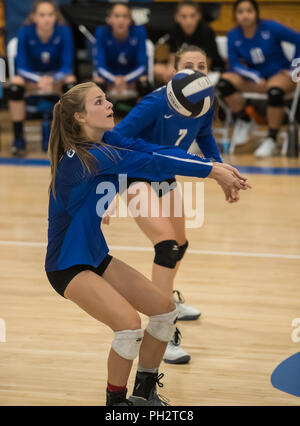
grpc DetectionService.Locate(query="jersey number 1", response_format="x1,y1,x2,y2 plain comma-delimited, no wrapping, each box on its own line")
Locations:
175,129,188,147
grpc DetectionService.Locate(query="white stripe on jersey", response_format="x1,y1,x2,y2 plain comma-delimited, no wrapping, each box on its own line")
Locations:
124,65,146,82
234,66,261,83
18,69,40,82
97,67,116,83
153,151,213,167
54,72,68,81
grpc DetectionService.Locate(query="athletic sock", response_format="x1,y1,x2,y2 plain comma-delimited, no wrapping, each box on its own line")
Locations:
13,121,24,140
268,128,279,142
138,365,159,374
107,381,127,392
236,109,251,122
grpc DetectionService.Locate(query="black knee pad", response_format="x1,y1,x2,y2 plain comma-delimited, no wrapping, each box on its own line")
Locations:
267,87,285,107
216,78,237,98
177,240,189,262
136,78,153,97
8,84,25,101
62,82,77,93
154,240,179,269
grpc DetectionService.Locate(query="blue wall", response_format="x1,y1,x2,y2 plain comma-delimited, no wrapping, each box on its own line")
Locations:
4,0,72,43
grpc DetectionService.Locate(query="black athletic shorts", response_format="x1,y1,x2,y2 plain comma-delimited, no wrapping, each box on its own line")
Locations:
46,254,113,298
126,177,177,198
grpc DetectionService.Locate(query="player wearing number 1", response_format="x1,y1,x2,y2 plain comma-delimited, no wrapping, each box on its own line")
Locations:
113,45,237,366
217,0,300,157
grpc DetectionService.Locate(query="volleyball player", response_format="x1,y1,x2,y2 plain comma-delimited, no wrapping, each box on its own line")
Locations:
154,1,224,85
111,45,240,365
8,0,76,157
93,2,151,99
217,0,300,157
45,81,250,406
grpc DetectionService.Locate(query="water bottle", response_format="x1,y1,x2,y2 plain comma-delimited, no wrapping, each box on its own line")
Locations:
221,139,231,155
42,114,51,152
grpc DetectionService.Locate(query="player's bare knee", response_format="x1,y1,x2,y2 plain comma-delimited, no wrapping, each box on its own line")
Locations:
64,74,76,83
11,75,25,86
94,75,105,83
152,294,176,317
165,299,176,315
122,313,142,331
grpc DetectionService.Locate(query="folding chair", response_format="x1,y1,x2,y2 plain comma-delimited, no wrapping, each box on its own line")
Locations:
208,36,232,152
214,36,300,156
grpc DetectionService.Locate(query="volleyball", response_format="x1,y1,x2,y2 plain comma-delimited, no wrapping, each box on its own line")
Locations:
166,69,214,118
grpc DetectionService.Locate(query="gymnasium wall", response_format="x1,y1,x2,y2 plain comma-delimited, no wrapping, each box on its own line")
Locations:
206,0,300,35
1,0,300,55
3,0,72,44
155,0,300,34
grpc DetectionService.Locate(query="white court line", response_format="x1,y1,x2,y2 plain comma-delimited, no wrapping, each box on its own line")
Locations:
0,240,299,260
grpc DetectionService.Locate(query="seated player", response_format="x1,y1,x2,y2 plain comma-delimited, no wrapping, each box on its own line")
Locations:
93,2,152,104
217,0,300,157
8,0,76,156
154,1,224,85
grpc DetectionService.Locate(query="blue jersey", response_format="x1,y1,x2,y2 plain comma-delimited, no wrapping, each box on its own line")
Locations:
16,24,74,82
45,131,213,272
93,25,148,83
228,19,300,82
114,85,222,176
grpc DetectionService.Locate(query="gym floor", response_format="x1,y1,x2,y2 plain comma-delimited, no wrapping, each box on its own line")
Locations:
0,109,300,405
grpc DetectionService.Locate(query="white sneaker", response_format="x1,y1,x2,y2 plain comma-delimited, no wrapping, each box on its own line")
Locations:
173,290,201,321
163,328,191,364
231,119,256,146
254,137,278,158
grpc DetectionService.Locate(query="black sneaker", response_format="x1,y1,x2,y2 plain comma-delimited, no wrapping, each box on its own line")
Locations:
106,388,133,406
129,372,170,406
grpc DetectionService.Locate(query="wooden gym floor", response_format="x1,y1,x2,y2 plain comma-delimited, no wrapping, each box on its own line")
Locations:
0,111,300,406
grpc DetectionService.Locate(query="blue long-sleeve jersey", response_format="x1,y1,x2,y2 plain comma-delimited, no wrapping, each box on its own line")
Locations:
228,19,300,82
45,131,213,272
114,85,222,173
93,25,148,83
16,24,74,82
